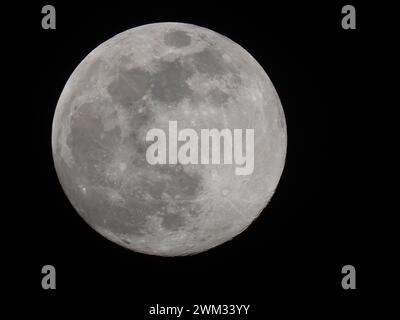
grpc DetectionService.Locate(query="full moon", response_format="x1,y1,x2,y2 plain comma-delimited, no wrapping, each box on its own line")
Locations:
52,22,287,256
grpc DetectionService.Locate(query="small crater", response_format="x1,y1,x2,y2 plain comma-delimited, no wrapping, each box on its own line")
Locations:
164,30,191,48
79,185,87,195
222,188,230,196
119,162,127,171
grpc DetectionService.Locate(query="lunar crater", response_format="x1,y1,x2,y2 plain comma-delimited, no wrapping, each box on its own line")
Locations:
164,30,192,48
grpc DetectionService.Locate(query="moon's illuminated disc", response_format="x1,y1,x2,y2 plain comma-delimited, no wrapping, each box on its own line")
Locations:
52,22,287,256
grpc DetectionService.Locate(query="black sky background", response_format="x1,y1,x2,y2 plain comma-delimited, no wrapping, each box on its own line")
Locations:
4,0,396,310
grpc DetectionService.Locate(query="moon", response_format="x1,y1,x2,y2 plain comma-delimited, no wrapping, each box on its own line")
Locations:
52,22,287,256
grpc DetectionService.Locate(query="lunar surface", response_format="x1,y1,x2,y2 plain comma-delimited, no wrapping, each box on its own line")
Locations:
52,22,287,256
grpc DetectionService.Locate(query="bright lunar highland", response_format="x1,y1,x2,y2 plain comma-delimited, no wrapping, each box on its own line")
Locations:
52,22,287,256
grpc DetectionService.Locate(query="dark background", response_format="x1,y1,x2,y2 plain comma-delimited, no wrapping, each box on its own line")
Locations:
4,0,396,310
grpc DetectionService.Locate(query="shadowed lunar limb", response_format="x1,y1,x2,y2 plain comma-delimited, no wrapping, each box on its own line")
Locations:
52,22,287,256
